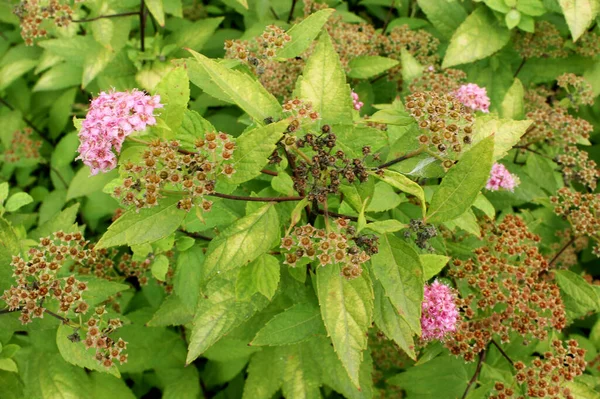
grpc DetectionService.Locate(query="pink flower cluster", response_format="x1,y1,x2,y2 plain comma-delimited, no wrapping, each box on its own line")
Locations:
454,83,490,113
77,89,163,175
421,281,459,342
351,91,364,111
486,163,519,192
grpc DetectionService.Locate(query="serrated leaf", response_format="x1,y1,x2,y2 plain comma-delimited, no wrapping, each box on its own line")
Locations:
282,343,322,399
154,66,190,136
416,0,468,38
30,203,80,240
203,203,279,279
500,78,524,120
347,55,399,79
558,0,599,41
5,192,33,212
372,169,426,217
96,196,186,248
555,270,600,319
420,254,450,280
317,263,373,388
145,0,165,26
173,244,204,309
295,32,353,125
236,253,280,300
278,8,335,59
442,7,510,68
472,117,531,162
187,49,282,124
371,234,423,335
165,17,223,52
427,136,494,223
227,120,287,184
151,254,169,281
251,303,325,346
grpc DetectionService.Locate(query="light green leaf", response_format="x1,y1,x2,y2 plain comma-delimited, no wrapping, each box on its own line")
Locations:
0,59,37,90
67,167,118,201
281,343,322,399
155,66,190,136
295,31,353,125
203,203,279,279
228,120,287,184
5,192,33,212
558,0,599,41
373,281,416,359
187,49,282,124
145,0,165,26
165,17,223,53
427,136,494,223
0,219,21,293
30,203,80,240
473,193,495,219
0,183,8,204
90,372,135,399
400,49,423,83
444,208,481,237
0,358,17,373
472,117,531,162
236,253,280,300
56,324,120,377
371,234,423,334
501,78,524,120
278,8,335,59
147,295,195,326
251,303,326,346
364,220,407,234
317,263,373,388
505,9,521,29
555,270,600,319
79,276,130,306
96,197,186,248
442,7,510,68
416,0,468,38
420,254,450,280
151,254,169,281
243,347,285,399
347,56,400,79
173,244,204,309
372,169,426,217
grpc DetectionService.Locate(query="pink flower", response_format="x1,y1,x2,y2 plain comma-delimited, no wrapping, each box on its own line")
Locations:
76,89,163,175
421,281,459,342
486,163,519,192
454,83,490,113
351,91,364,111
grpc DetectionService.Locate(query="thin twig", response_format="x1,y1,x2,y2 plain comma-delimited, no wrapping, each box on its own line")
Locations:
139,0,146,52
261,169,278,176
514,58,527,78
381,0,396,35
376,147,424,169
512,145,555,161
491,339,514,366
71,11,139,23
0,97,44,136
316,208,359,222
180,230,212,241
462,349,487,399
287,0,298,23
209,192,304,202
548,236,577,267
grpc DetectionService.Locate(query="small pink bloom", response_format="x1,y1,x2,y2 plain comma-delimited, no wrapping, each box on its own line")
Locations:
454,83,490,113
486,163,519,192
351,90,364,111
421,281,459,342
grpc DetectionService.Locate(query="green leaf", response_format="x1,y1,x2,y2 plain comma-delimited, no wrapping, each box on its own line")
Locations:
173,244,204,309
473,193,495,219
177,109,217,149
555,270,600,319
517,0,546,15
500,78,524,120
236,253,280,300
372,169,426,217
278,8,335,59
90,372,135,399
151,254,170,281
373,281,416,360
56,324,120,377
0,218,21,292
295,32,353,125
20,352,90,398
147,295,195,326
400,49,423,83
505,9,521,29
251,303,326,346
67,167,118,201
558,0,599,41
442,7,510,68
79,276,130,306
364,220,407,234
420,254,450,280
30,203,80,241
334,124,388,159
347,56,400,79
5,192,33,212
427,136,494,223
281,343,322,399
371,234,424,334
96,196,186,248
145,0,165,26
227,120,287,184
243,347,285,399
317,263,373,388
444,209,481,237
472,117,531,162
416,0,468,38
203,203,279,279
0,358,17,373
186,278,259,363
155,66,190,136
0,183,8,204
0,59,37,90
187,49,282,124
165,17,223,53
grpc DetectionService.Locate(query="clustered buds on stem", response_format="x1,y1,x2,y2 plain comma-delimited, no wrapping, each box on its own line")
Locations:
280,218,377,279
114,135,235,212
556,146,599,191
556,73,595,108
515,21,600,59
13,0,80,45
83,306,127,369
405,219,437,250
409,66,467,93
445,216,567,362
4,128,42,163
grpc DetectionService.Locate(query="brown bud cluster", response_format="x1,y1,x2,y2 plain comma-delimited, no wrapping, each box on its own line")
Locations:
408,67,467,94
13,0,79,45
549,230,589,269
405,219,437,250
114,136,235,212
289,125,370,202
551,188,600,257
515,21,600,59
406,91,475,170
280,219,374,279
446,216,567,362
491,340,586,399
556,73,595,108
4,128,42,164
282,98,320,130
225,24,291,74
83,306,128,369
1,231,91,324
556,145,599,191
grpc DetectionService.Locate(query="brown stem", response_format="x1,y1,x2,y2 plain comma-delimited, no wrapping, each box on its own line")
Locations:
0,308,16,315
180,230,212,241
287,0,298,23
139,0,146,52
514,58,527,78
209,192,304,202
461,348,487,399
548,236,577,267
381,0,396,34
491,339,514,366
376,147,425,169
45,309,71,324
0,96,44,136
71,11,139,23
261,168,278,176
512,145,554,161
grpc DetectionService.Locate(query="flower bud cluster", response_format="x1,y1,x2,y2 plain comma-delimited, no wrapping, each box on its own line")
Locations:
491,340,586,399
515,21,600,59
524,102,593,146
77,89,163,175
406,91,475,170
556,146,599,191
551,188,600,256
224,25,291,72
114,136,235,212
4,128,42,163
556,73,595,108
282,98,320,131
83,306,128,369
446,216,567,362
549,230,588,269
280,219,374,279
409,67,467,93
2,231,91,324
351,91,364,111
13,0,79,45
